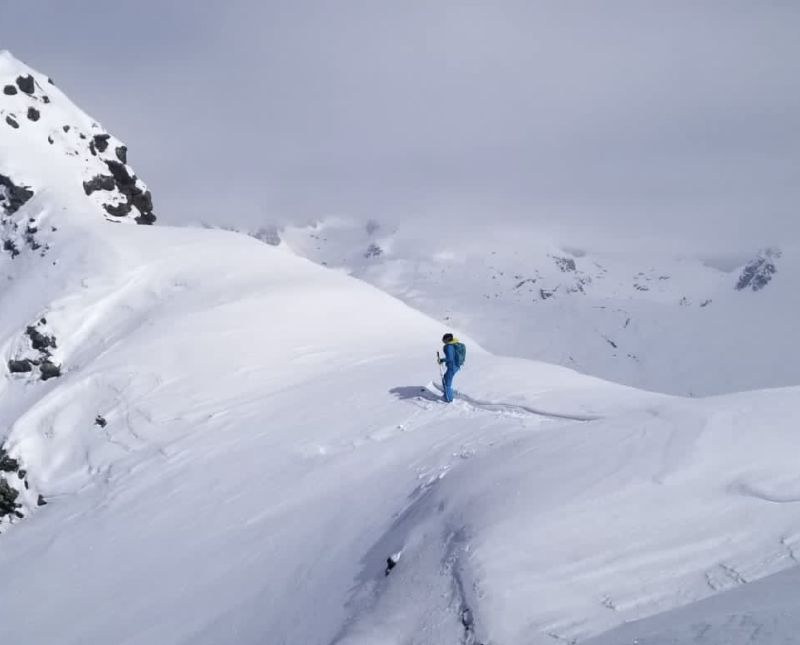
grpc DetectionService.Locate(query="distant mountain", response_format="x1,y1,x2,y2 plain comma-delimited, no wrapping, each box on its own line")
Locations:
275,218,797,396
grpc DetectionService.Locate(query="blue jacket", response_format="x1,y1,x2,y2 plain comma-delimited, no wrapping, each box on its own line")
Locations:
443,342,458,371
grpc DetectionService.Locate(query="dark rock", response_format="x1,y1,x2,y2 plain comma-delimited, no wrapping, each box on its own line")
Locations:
105,160,136,188
385,556,398,576
135,212,157,226
5,115,19,129
0,453,19,472
17,469,27,479
115,146,128,163
89,140,97,156
26,107,40,122
95,415,108,428
554,256,577,272
8,359,33,373
82,174,116,195
364,243,383,259
104,160,156,224
736,250,780,291
131,189,153,214
3,239,20,258
39,361,61,381
48,77,55,85
48,135,54,144
0,479,20,516
62,125,71,133
0,174,34,214
79,133,86,140
104,202,132,218
25,326,57,352
93,134,111,153
42,96,50,104
3,84,17,95
37,495,47,507
16,74,35,94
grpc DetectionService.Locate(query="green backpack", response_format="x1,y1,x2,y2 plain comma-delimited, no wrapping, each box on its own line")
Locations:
453,342,466,368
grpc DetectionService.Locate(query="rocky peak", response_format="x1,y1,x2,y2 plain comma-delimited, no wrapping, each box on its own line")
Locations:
0,50,156,247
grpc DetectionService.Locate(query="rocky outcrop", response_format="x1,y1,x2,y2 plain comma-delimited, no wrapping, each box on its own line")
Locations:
0,174,34,215
1,53,157,226
736,248,780,292
7,318,62,382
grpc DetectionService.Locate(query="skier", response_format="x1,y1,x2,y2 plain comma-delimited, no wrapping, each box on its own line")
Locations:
438,333,466,402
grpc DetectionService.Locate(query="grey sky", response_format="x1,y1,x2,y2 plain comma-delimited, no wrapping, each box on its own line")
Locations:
3,1,799,251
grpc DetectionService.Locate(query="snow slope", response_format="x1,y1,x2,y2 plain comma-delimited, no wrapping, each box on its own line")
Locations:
2,52,800,645
277,219,798,397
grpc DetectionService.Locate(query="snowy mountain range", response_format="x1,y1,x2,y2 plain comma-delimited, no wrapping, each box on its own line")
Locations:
272,219,798,397
2,51,800,645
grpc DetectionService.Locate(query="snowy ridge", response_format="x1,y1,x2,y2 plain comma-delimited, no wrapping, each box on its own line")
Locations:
1,53,800,645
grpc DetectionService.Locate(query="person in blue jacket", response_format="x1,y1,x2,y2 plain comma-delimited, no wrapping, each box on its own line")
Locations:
439,333,466,402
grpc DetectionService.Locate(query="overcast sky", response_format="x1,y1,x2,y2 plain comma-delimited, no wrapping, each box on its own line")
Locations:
3,1,799,251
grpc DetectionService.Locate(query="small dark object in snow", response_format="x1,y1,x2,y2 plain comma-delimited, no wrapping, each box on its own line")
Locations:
18,469,27,479
39,361,61,381
364,243,383,259
62,125,71,133
16,75,35,94
48,135,54,145
5,116,19,129
7,359,32,373
37,495,47,507
115,145,128,163
95,415,108,428
27,107,40,122
42,95,50,104
385,555,399,576
3,84,17,95
3,239,20,257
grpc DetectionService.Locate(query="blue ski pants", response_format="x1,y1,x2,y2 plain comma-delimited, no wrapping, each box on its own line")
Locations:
442,366,460,402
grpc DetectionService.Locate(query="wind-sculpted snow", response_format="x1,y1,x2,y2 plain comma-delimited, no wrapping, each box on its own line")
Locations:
0,215,799,643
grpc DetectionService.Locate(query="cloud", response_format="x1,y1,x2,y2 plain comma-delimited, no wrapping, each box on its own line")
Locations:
4,0,799,251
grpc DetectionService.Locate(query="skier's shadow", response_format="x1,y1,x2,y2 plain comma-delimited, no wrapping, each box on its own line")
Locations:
389,386,441,402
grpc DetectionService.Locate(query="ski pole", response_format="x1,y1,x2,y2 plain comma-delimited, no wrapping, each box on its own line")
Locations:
436,351,444,380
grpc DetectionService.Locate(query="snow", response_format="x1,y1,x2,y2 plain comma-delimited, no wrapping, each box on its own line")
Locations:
2,51,800,645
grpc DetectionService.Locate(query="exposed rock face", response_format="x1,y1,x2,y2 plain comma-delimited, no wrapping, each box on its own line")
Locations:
736,248,780,292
